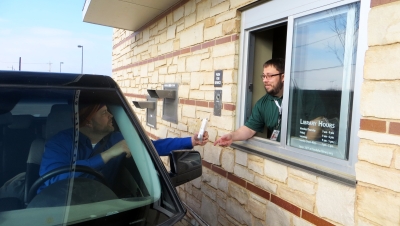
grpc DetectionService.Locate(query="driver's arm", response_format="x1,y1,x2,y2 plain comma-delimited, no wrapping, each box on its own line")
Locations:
39,130,105,193
100,140,131,163
152,137,193,156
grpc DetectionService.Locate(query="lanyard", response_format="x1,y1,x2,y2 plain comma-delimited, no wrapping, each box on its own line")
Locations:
273,100,281,115
274,99,282,129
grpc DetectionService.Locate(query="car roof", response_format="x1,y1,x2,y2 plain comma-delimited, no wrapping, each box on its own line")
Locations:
0,70,118,89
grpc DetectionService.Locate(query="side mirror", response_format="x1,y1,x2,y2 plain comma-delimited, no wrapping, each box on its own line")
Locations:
169,150,202,187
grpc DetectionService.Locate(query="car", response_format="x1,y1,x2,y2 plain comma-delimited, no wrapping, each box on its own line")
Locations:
0,70,202,225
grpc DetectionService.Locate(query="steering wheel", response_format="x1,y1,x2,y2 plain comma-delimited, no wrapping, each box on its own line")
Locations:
27,165,107,204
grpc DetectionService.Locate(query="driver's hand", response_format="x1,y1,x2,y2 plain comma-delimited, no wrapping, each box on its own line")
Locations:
101,140,131,163
192,131,209,146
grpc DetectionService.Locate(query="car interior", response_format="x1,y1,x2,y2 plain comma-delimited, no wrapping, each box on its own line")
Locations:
0,111,42,211
0,89,159,218
0,101,98,210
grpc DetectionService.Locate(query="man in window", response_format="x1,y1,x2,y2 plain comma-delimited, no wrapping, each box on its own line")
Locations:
214,58,328,147
214,58,285,146
38,104,209,193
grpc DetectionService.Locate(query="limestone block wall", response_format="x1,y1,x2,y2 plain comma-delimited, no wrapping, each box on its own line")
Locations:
102,0,400,225
356,1,400,225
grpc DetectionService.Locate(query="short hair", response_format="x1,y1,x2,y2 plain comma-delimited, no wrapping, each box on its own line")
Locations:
79,104,105,127
263,58,285,74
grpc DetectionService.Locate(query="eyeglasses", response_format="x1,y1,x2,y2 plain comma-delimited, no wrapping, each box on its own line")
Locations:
260,73,283,79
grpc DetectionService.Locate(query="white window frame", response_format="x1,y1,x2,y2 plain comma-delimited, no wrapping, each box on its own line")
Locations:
236,0,369,184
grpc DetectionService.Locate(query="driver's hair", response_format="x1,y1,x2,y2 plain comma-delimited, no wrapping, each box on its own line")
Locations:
79,104,105,127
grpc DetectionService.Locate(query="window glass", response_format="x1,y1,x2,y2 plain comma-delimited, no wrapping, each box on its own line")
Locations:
0,88,177,225
287,2,360,159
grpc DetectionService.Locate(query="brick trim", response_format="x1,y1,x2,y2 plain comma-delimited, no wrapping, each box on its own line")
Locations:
211,165,227,177
146,132,159,140
112,34,238,72
370,0,399,7
227,172,247,187
125,93,236,112
302,210,335,226
224,103,236,111
360,119,400,136
202,160,212,169
271,194,301,217
113,32,137,49
195,100,208,108
247,183,270,200
360,119,386,133
124,93,147,99
389,122,400,135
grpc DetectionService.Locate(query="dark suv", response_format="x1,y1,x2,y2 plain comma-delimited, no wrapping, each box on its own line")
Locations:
0,71,202,225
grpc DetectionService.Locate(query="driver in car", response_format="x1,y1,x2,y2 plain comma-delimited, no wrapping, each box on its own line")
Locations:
38,103,209,193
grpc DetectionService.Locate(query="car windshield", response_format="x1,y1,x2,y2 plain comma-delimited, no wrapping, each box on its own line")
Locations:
0,88,180,225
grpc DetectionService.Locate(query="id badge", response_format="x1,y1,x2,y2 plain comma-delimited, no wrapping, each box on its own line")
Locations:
270,130,280,141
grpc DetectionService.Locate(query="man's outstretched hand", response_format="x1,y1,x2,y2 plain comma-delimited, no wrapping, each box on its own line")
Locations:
214,126,256,147
192,131,209,146
214,133,233,147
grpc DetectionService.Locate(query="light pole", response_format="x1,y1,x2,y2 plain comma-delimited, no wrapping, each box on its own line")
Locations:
60,62,63,73
77,45,83,74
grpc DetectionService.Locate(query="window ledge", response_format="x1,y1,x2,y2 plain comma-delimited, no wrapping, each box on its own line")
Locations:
231,142,357,187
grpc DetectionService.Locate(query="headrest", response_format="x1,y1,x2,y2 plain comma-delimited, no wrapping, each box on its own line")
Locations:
8,115,33,129
45,104,73,140
27,139,45,164
0,112,13,125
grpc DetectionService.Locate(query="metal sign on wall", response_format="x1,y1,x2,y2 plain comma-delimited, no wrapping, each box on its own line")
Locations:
146,96,158,129
214,70,223,87
214,90,222,116
162,83,178,124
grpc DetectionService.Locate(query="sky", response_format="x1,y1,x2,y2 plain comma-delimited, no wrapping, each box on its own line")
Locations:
0,0,113,75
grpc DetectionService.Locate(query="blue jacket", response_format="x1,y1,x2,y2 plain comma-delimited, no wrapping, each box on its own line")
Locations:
38,129,193,193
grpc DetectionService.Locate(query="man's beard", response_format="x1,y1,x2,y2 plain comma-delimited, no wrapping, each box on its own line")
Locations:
265,82,283,96
93,121,114,135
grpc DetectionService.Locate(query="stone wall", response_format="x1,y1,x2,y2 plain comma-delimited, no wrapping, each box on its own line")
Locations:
357,0,400,225
108,0,400,225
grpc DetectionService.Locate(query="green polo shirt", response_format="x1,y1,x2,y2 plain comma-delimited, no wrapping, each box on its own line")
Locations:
245,94,282,141
245,90,329,142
